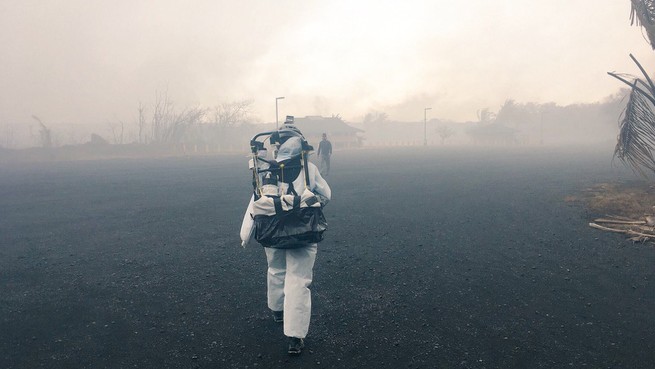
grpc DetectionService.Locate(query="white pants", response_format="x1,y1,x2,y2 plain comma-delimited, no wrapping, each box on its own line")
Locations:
264,244,317,338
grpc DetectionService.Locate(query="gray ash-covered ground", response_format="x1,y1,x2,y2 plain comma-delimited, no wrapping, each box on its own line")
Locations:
1,146,653,369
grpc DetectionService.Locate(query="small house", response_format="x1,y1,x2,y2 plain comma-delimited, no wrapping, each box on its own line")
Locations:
293,116,364,150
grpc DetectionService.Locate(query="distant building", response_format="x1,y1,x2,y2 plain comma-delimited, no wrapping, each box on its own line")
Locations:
293,116,364,149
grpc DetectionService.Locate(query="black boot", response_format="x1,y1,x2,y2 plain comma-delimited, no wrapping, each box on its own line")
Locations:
287,337,304,355
272,310,283,323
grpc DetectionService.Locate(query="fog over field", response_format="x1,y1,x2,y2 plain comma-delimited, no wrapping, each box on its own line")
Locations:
2,2,655,367
1,147,654,368
2,1,655,150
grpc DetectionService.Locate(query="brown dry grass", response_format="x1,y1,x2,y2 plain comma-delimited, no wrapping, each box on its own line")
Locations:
578,182,655,219
571,181,655,244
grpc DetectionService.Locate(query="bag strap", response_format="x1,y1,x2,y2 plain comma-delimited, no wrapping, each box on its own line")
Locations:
273,197,283,214
287,181,298,196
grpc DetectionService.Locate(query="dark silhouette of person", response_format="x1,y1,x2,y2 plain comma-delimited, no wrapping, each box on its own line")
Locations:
317,133,332,176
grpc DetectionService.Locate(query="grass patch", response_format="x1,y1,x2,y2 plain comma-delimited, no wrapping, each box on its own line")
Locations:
571,181,655,244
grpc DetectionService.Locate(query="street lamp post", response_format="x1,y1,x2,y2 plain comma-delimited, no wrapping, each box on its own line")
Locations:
275,97,285,129
424,107,432,146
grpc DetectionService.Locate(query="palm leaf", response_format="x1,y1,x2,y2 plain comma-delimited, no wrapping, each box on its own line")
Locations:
631,0,655,49
614,85,655,176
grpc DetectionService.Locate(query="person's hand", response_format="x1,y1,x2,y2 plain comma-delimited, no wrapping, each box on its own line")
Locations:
316,194,330,207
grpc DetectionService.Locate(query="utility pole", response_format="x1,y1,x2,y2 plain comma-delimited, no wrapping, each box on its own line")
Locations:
540,109,544,145
275,97,285,129
424,107,432,146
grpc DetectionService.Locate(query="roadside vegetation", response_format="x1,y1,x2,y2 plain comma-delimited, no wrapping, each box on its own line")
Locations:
585,1,655,245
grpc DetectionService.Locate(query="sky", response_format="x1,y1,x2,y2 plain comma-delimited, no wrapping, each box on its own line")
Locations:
2,0,655,132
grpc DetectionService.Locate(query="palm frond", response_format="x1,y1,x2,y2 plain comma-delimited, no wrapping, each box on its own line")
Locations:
631,0,655,49
614,85,655,176
629,54,655,95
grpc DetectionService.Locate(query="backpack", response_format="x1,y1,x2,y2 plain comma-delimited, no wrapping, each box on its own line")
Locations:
248,128,328,248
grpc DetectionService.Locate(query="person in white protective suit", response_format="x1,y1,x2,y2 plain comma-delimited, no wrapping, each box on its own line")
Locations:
240,128,331,355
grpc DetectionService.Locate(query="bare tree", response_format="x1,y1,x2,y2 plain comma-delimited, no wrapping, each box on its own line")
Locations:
109,121,125,144
134,93,254,151
209,99,254,127
2,124,15,148
150,90,174,143
436,125,455,144
149,90,206,144
138,101,147,143
31,115,52,148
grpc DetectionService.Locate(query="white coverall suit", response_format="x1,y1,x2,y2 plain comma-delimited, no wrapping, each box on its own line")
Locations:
240,144,331,339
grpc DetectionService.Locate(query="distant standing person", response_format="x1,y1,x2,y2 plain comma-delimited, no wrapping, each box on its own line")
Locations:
317,133,332,176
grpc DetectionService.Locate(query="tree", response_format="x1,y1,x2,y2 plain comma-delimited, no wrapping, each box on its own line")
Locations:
2,124,15,148
436,125,454,144
495,100,541,129
109,121,125,145
630,0,655,49
31,115,52,148
149,90,206,144
362,111,388,124
137,101,147,143
608,55,655,176
209,100,253,127
476,108,496,123
602,2,655,176
203,100,255,151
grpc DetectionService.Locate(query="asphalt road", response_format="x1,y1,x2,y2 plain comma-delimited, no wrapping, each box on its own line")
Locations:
1,146,653,369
